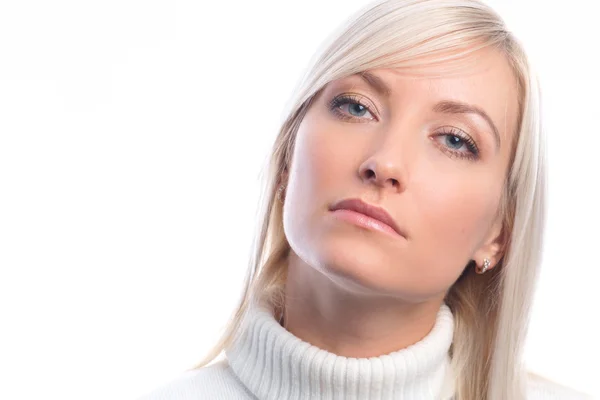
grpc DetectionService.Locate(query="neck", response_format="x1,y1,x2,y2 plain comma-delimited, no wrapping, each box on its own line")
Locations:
225,281,456,400
283,251,446,358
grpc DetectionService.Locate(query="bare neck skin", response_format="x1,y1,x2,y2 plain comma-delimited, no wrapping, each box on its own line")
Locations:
282,252,447,358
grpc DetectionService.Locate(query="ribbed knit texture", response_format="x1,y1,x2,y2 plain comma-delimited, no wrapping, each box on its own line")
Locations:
225,301,455,400
137,301,592,400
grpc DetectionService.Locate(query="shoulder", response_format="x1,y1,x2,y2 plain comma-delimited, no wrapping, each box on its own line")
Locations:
136,359,253,400
526,372,593,400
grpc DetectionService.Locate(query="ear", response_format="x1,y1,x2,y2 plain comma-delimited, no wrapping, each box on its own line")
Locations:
472,214,507,273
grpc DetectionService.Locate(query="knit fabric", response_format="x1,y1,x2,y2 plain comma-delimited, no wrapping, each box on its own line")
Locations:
138,302,591,399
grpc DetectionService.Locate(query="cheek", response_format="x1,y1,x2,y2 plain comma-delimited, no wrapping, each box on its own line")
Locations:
283,114,346,246
296,127,339,193
286,108,355,213
413,163,502,259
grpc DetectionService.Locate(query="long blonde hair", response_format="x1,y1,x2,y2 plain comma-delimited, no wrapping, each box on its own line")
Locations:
192,1,546,399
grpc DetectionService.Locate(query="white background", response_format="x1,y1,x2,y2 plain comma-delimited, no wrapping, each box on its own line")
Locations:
1,0,598,399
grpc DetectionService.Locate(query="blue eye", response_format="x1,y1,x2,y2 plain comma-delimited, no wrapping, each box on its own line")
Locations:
446,135,464,149
434,127,480,161
329,94,377,122
347,103,369,117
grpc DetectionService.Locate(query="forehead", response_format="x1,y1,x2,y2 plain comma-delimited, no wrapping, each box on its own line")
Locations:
338,48,521,150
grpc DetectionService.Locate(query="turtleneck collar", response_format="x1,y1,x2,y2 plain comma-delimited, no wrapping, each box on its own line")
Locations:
225,301,456,400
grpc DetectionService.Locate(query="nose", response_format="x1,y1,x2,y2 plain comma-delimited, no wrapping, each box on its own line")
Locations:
358,140,406,193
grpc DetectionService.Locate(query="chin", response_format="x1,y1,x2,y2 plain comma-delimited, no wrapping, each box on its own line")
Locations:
309,225,446,300
311,229,401,292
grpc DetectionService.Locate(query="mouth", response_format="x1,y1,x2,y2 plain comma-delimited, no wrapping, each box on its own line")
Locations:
329,198,406,238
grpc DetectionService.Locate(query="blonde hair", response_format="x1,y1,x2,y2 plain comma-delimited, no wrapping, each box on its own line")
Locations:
192,1,546,399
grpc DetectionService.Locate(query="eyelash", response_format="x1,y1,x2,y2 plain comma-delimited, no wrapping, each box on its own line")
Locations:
328,94,378,123
434,126,480,161
328,94,480,161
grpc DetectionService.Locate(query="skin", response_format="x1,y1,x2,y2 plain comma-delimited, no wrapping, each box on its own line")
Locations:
279,47,520,358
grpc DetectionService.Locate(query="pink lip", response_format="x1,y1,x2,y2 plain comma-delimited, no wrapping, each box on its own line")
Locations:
329,198,405,238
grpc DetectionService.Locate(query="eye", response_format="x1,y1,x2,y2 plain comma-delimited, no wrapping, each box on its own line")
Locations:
328,94,377,122
433,127,480,161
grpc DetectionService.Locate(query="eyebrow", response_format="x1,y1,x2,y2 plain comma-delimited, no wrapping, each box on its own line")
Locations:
359,71,392,97
433,101,501,150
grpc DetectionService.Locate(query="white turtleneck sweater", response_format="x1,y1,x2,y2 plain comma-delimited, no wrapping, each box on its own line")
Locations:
138,302,591,400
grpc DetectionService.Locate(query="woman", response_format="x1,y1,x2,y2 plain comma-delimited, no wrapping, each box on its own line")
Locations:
140,0,591,399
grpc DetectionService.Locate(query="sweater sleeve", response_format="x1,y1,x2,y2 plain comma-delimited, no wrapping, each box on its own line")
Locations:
526,372,594,400
136,360,255,400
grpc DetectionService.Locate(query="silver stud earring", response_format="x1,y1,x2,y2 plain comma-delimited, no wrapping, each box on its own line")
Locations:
480,258,491,274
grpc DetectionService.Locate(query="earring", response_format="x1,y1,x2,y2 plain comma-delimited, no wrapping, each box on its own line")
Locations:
479,258,491,274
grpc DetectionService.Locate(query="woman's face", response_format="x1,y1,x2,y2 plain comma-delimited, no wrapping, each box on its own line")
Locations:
283,48,519,302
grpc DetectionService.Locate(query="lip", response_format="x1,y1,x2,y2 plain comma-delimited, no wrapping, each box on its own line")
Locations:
329,198,405,238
